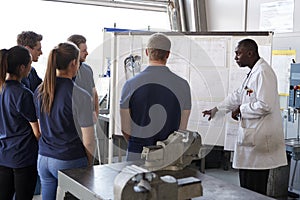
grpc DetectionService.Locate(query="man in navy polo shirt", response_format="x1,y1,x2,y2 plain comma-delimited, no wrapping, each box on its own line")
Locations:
120,33,191,161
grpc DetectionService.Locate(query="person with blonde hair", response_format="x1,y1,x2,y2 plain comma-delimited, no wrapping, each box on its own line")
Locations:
34,42,95,200
0,46,40,200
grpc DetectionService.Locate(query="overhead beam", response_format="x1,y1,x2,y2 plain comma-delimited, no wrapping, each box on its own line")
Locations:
42,0,168,12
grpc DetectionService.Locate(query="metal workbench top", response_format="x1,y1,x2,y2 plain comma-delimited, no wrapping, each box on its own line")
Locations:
286,139,300,153
57,162,274,200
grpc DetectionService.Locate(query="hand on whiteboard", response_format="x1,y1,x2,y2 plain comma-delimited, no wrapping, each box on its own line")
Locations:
202,107,218,121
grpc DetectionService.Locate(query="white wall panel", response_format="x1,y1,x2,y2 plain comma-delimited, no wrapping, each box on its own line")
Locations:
247,0,297,31
205,0,246,31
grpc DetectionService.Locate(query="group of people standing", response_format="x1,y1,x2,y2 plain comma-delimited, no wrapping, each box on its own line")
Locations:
120,33,287,197
0,31,97,200
0,31,288,199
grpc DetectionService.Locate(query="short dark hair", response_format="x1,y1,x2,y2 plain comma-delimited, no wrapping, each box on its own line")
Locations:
17,31,43,48
238,38,258,53
67,34,86,47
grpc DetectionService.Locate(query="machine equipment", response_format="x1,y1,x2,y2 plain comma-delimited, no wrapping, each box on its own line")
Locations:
113,130,203,200
124,54,141,80
289,63,300,108
284,63,300,139
57,129,276,200
282,62,300,197
141,130,202,171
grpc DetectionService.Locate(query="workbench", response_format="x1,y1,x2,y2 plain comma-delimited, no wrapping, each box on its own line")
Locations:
57,162,275,200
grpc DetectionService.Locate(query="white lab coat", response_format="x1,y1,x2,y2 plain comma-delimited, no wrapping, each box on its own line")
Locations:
218,58,287,169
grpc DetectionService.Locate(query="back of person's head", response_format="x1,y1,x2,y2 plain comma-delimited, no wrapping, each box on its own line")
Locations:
0,46,31,89
17,31,43,49
147,33,171,61
67,34,86,47
238,38,259,55
39,42,79,113
50,42,79,70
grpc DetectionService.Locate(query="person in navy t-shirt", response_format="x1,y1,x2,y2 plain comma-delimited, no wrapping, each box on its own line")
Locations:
0,46,41,200
120,33,191,161
17,31,43,195
34,42,95,200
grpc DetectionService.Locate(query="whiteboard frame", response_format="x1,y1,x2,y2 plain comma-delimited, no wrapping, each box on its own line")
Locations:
104,31,273,163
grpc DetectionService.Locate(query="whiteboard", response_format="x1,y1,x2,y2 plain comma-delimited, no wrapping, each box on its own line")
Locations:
106,31,273,148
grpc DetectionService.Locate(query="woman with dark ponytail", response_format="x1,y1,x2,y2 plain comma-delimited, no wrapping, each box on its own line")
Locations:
0,46,40,200
34,42,95,200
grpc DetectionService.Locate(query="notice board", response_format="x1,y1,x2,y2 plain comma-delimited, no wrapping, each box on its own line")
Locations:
104,31,273,150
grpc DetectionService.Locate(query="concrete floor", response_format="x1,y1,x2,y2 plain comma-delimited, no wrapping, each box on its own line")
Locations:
33,195,41,200
204,167,300,200
205,167,240,186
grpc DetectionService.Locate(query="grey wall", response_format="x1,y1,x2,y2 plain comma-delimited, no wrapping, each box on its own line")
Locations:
205,0,246,31
247,0,300,60
247,0,300,32
205,0,300,59
273,32,300,61
294,0,300,31
205,0,300,32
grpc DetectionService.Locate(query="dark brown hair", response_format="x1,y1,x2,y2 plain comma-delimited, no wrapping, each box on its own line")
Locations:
0,46,31,90
38,42,79,113
67,34,86,47
17,31,43,48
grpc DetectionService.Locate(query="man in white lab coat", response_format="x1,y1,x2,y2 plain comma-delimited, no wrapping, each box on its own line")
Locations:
202,38,287,195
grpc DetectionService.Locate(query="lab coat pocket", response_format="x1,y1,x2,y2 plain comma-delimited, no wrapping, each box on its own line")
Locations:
244,90,256,103
237,127,255,146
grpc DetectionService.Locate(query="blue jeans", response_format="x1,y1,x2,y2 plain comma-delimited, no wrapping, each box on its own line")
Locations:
37,155,88,200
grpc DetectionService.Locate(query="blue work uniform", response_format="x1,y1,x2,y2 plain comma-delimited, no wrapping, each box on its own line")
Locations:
120,66,191,160
0,80,38,168
34,77,94,160
21,66,42,195
21,67,42,92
